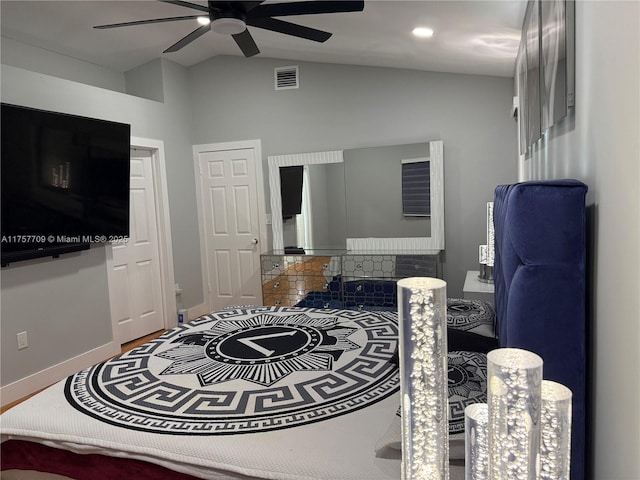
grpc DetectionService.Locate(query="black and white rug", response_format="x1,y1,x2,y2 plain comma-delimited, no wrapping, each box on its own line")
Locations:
65,307,399,435
446,298,496,338
447,350,487,434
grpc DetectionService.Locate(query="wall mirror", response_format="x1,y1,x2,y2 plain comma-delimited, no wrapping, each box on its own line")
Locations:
268,150,346,252
268,140,444,252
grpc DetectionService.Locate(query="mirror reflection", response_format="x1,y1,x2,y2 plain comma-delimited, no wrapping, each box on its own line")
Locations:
344,143,431,240
281,162,347,250
269,140,443,252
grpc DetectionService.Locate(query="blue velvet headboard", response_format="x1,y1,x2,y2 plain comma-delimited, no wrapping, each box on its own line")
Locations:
493,179,587,480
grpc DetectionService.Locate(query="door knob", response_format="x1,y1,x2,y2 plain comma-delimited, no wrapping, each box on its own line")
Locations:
251,238,259,245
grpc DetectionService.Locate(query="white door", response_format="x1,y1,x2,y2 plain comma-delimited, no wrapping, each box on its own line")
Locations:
109,148,165,344
197,147,262,309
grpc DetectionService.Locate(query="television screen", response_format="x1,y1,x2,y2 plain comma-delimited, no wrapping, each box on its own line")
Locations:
1,103,131,265
279,165,303,219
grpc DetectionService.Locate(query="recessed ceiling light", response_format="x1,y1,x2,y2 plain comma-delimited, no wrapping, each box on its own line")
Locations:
412,27,434,38
197,16,211,26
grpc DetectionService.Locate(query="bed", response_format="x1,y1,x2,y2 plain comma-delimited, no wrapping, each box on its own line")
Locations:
1,304,493,480
1,179,587,480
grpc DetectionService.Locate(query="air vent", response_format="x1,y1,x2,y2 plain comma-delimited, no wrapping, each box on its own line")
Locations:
275,65,299,90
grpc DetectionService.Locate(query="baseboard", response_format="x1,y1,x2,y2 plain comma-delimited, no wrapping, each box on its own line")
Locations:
0,341,118,407
187,302,209,321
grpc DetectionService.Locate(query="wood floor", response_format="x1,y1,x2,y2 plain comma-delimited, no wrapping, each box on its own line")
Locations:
0,329,167,414
120,329,167,353
262,256,331,306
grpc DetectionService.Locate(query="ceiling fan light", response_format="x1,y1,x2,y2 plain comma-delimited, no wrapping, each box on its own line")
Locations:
413,27,434,38
197,16,211,26
211,17,246,35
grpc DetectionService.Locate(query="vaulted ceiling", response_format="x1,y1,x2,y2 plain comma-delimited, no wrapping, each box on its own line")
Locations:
0,1,526,77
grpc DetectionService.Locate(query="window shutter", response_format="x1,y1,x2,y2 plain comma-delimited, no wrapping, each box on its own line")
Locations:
401,160,431,216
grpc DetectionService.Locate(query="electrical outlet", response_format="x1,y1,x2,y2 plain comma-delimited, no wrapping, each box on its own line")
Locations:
17,331,28,350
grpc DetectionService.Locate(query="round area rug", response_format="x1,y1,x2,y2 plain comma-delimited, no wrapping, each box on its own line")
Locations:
65,307,399,435
446,298,496,337
447,350,488,434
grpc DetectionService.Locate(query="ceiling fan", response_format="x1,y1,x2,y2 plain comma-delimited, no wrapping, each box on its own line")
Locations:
94,1,365,58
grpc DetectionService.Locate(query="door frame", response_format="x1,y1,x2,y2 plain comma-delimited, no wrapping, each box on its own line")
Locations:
193,139,267,313
106,136,177,347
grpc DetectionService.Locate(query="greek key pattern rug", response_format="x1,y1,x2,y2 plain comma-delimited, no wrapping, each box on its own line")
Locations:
65,307,399,435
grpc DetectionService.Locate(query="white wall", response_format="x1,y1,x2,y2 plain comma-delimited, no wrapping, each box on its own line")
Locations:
187,56,518,296
1,247,112,386
125,59,164,102
520,2,640,478
1,36,126,92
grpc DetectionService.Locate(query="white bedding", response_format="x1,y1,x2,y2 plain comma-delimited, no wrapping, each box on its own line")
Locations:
1,306,480,480
1,307,402,480
2,380,401,479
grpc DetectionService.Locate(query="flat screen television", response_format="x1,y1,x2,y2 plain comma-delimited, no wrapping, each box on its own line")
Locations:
279,165,303,220
1,103,131,266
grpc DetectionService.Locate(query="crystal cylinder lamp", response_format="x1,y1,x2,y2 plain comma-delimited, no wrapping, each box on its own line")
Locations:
465,403,489,480
540,380,572,480
397,277,449,480
487,348,543,480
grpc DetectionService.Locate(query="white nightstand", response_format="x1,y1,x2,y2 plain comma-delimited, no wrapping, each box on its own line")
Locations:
463,270,495,304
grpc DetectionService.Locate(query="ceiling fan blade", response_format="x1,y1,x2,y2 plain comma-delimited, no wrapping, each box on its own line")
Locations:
248,17,331,42
158,0,209,13
94,15,201,29
250,1,364,18
208,1,265,13
163,24,211,53
239,1,266,13
232,29,260,57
